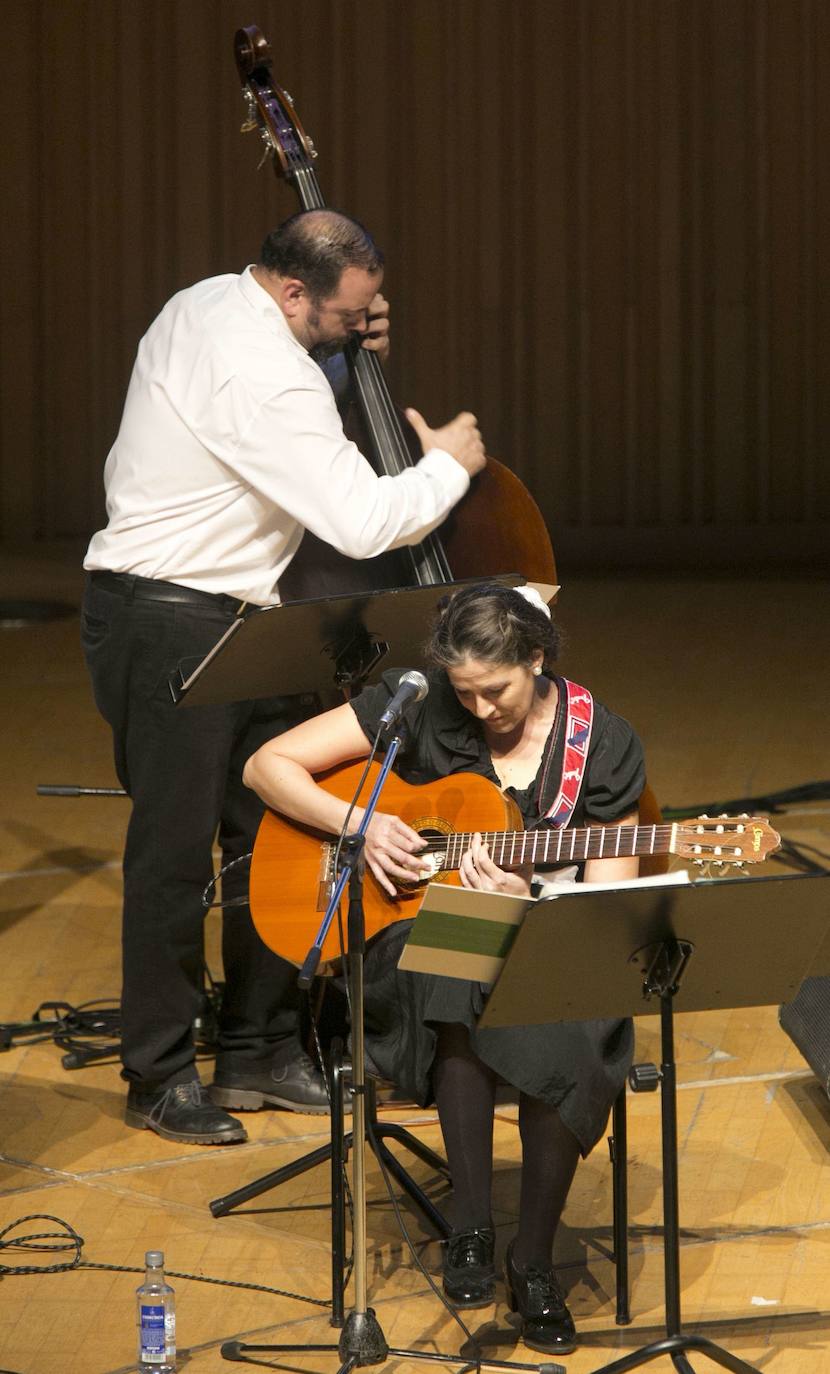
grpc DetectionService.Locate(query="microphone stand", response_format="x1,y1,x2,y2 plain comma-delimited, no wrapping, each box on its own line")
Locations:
222,724,554,1372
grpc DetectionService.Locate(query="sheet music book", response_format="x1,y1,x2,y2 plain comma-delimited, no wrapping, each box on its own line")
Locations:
397,871,691,983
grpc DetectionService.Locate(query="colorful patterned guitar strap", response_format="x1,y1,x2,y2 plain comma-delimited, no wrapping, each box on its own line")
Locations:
537,678,595,828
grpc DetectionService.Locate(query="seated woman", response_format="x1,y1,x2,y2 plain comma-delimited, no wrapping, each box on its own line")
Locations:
243,582,644,1355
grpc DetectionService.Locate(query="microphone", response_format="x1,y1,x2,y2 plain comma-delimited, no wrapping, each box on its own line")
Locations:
378,670,429,731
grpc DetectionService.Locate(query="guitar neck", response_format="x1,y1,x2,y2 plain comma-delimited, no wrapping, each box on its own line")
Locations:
434,822,675,870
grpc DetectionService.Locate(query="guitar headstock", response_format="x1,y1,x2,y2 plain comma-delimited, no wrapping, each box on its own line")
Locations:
234,26,318,184
672,815,781,867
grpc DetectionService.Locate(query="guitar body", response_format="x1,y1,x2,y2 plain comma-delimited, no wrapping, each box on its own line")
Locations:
249,763,522,967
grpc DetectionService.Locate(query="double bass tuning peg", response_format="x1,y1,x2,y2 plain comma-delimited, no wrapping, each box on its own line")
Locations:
240,90,259,133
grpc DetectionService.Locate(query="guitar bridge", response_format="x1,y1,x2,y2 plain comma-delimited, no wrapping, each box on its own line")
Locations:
317,842,336,910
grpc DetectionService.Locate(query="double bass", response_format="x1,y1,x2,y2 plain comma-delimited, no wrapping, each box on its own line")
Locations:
233,25,557,604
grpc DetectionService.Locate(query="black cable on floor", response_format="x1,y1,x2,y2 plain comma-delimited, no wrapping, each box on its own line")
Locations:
0,1213,330,1308
0,999,121,1062
769,838,830,875
1,981,224,1066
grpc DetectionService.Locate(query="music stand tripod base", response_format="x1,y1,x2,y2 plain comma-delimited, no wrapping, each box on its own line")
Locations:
221,1334,566,1374
475,872,830,1374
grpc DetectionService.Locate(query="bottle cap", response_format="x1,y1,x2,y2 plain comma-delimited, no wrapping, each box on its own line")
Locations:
145,1250,164,1266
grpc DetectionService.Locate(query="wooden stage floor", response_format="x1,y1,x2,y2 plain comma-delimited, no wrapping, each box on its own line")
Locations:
1,551,828,1373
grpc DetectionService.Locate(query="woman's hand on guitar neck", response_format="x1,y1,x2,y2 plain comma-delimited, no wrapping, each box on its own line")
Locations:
459,834,533,898
364,810,428,896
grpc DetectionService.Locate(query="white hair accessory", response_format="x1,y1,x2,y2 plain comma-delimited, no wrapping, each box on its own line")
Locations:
514,584,552,620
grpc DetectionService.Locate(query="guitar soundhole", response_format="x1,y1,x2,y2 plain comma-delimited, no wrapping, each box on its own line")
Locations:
397,819,454,891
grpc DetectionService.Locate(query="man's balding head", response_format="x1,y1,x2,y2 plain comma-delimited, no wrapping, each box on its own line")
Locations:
259,210,384,305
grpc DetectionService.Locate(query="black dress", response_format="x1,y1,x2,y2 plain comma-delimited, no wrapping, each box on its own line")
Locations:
349,668,646,1157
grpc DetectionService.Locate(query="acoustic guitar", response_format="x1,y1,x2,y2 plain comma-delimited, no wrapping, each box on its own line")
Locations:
248,762,781,967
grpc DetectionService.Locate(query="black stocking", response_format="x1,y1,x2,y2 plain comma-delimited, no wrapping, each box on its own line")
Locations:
513,1092,581,1270
432,1022,497,1231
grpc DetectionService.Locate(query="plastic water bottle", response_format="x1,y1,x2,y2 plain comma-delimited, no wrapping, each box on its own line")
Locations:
136,1250,176,1371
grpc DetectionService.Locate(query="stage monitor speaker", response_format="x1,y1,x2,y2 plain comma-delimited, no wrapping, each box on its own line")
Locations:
779,977,830,1098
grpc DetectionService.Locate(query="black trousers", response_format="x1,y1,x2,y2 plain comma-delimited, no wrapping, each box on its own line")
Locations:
81,572,317,1089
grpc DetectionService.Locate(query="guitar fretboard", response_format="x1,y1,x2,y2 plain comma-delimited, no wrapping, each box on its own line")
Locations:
430,823,676,870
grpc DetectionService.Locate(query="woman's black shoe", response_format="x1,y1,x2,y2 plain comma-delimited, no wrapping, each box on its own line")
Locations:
442,1227,496,1307
503,1239,577,1354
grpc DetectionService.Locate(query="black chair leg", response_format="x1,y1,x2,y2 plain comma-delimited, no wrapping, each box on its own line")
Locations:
609,1085,631,1324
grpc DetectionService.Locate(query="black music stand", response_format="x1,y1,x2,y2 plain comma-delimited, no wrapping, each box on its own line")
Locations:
473,870,830,1372
170,575,520,704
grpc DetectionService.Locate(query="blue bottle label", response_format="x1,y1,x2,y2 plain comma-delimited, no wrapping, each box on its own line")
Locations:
140,1303,166,1358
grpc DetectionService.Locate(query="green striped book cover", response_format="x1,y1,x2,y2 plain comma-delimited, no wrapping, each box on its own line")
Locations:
397,883,534,983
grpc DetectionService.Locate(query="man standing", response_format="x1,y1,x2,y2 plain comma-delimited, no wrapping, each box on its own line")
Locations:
82,208,484,1145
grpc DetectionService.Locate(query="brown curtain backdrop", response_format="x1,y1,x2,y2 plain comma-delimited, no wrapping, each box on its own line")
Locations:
1,0,827,571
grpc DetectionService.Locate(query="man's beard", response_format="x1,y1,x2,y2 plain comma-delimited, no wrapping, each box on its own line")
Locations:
306,302,343,364
309,338,344,364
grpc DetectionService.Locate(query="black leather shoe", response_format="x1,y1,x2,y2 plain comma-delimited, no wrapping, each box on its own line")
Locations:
210,1049,331,1114
442,1227,496,1307
125,1080,247,1145
503,1239,577,1354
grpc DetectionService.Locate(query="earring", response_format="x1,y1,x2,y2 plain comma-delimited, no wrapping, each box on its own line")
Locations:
533,665,542,676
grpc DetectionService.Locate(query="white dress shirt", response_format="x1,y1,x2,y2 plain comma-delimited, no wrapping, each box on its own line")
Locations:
84,267,469,605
